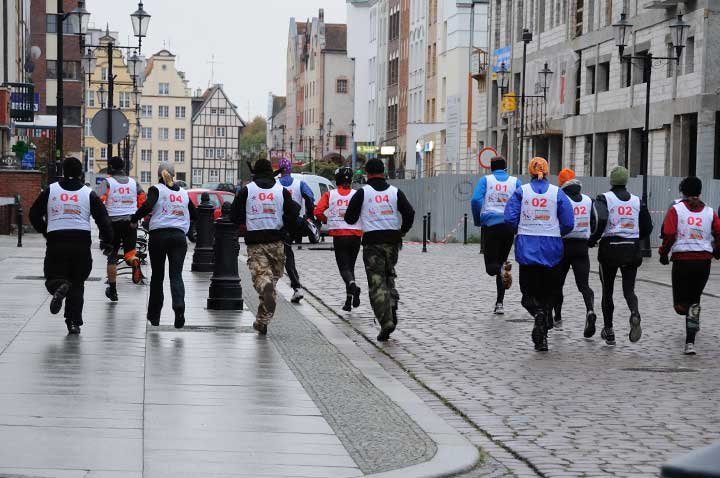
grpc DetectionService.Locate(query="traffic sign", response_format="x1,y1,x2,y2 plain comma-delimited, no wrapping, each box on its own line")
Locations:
91,109,130,144
22,150,35,170
501,93,517,113
478,147,498,169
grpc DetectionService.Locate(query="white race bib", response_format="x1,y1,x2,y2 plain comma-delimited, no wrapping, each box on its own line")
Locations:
46,183,92,233
246,181,285,231
482,174,516,215
105,176,138,217
603,192,640,239
327,189,362,231
517,184,560,237
564,194,592,240
149,184,190,233
360,185,401,232
671,202,714,254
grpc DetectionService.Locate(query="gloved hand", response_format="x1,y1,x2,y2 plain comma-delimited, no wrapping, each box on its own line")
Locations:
100,242,114,257
659,254,670,265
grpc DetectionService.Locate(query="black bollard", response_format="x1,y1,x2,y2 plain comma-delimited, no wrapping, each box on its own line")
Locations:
207,203,243,310
463,213,468,245
15,194,22,248
427,211,432,243
191,192,215,272
422,215,427,253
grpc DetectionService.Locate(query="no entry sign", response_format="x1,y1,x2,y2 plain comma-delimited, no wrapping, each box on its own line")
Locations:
478,147,498,169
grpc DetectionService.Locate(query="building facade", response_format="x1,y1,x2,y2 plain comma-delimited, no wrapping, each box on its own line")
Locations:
190,84,245,187
136,50,192,188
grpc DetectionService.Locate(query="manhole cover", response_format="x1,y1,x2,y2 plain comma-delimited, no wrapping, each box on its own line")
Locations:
621,367,699,373
151,325,254,333
14,275,101,281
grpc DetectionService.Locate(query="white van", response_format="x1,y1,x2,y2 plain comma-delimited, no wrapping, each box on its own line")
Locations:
288,173,336,236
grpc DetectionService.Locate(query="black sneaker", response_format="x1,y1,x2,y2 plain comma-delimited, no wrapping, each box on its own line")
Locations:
629,312,642,343
105,285,118,302
342,294,353,312
173,306,185,329
601,327,616,345
392,305,398,326
66,320,81,335
290,289,304,304
377,321,396,342
147,315,160,327
532,314,547,351
584,311,597,338
351,284,361,308
50,282,70,315
253,320,268,335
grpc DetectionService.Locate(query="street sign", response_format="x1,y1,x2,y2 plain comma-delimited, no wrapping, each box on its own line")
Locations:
91,109,130,144
478,147,498,169
492,46,511,72
22,151,35,170
501,93,517,113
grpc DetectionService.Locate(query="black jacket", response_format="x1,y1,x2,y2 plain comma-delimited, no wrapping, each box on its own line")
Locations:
562,183,597,247
29,179,113,246
344,178,415,245
231,176,301,245
130,183,197,225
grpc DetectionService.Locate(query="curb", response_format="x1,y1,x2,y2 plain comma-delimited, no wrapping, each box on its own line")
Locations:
275,280,481,478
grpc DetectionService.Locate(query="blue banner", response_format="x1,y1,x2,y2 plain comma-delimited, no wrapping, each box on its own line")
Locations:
492,46,511,72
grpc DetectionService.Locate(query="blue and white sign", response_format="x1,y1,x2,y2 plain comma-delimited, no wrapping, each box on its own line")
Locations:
21,151,35,170
492,46,511,72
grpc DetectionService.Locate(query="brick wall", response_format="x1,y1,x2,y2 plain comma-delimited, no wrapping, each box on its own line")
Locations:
0,170,43,225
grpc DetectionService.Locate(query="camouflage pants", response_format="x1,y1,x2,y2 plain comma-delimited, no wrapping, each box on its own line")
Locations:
247,241,285,325
363,243,400,327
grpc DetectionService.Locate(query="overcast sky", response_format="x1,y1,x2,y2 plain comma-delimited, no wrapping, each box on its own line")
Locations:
87,1,347,121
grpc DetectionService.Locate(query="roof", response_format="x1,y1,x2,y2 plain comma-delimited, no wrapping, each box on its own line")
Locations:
324,24,347,52
191,85,246,127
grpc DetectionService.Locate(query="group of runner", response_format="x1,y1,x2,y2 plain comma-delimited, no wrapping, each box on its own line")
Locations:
472,155,720,354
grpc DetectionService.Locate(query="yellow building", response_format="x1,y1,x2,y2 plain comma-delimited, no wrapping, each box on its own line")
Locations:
84,31,139,177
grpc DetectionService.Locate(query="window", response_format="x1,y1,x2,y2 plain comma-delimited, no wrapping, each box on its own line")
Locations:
217,149,225,159
210,108,217,114
205,148,215,158
389,57,399,85
216,127,226,137
175,106,186,118
63,106,81,126
85,147,94,171
335,135,347,150
685,37,694,75
158,105,169,118
205,126,215,136
86,92,95,107
621,57,632,88
141,127,152,139
633,50,650,85
141,149,152,162
336,79,348,94
219,108,226,115
159,82,170,95
597,62,610,92
100,147,107,160
84,118,93,137
101,67,108,81
175,151,186,163
158,150,169,162
141,171,152,183
46,60,81,80
586,65,596,95
119,92,131,109
176,172,186,182
141,105,152,118
209,169,220,182
47,14,77,34
192,169,203,185
159,128,169,140
175,128,186,141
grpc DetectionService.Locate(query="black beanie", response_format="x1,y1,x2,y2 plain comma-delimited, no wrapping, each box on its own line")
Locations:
365,158,385,175
680,176,702,197
109,156,125,172
63,157,83,180
335,167,352,185
490,156,507,171
253,159,273,176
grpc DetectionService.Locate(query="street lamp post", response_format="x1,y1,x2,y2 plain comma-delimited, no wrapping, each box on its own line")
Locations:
518,29,532,171
318,125,324,161
350,119,357,170
326,118,334,154
298,125,304,162
613,12,688,258
289,136,294,156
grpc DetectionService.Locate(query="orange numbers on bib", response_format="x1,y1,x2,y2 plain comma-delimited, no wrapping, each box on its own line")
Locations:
374,194,390,204
60,193,79,202
336,199,349,207
531,197,548,207
573,206,587,216
116,187,132,195
617,206,634,216
169,194,184,203
687,216,703,227
258,192,275,201
495,183,508,192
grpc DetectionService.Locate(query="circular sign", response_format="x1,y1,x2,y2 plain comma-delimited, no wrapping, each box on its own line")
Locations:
478,147,498,169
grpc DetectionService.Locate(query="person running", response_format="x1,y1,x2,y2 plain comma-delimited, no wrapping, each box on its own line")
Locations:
470,156,521,315
344,159,414,341
314,167,363,311
231,159,301,335
658,176,720,355
277,158,315,304
554,168,597,334
101,156,147,301
130,163,196,329
504,157,574,351
588,166,653,346
29,157,114,334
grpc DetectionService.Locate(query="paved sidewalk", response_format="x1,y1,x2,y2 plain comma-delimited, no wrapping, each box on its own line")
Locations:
291,242,720,478
0,235,479,478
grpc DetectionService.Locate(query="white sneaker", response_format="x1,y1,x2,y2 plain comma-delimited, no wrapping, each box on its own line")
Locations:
684,343,696,355
493,303,504,315
291,289,304,304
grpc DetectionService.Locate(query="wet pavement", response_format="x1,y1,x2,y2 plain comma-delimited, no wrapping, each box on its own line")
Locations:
0,235,478,478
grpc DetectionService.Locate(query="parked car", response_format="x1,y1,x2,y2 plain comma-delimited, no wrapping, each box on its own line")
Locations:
200,182,236,193
186,189,238,242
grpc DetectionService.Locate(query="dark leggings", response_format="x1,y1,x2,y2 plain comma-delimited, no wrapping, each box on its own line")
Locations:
482,224,514,304
519,265,561,319
44,241,93,326
148,228,187,320
555,250,595,319
284,243,302,290
598,262,638,329
333,236,362,292
672,260,711,343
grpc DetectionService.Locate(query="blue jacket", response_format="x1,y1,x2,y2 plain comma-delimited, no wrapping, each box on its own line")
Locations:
470,170,522,227
278,175,315,202
504,179,575,267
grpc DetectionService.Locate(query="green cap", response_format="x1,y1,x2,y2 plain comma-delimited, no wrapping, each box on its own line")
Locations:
609,166,629,186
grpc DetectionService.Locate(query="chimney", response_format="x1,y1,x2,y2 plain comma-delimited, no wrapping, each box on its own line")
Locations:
319,8,324,22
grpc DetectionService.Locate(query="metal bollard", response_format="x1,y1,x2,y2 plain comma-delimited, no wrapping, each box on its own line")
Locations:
207,203,243,310
15,194,22,248
191,192,216,272
427,211,432,243
463,213,468,245
422,215,428,253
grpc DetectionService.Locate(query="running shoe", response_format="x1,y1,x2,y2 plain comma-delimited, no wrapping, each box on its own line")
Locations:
131,258,142,284
532,314,548,351
684,343,696,355
253,321,268,335
493,303,504,315
502,262,513,289
50,282,70,315
629,312,642,343
377,321,396,342
67,321,81,335
342,294,353,312
584,311,597,338
291,288,304,304
601,327,616,346
173,305,185,329
352,284,361,308
105,285,118,302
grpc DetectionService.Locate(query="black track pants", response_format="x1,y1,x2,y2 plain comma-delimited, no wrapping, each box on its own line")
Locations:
148,228,187,319
44,241,92,325
598,261,638,329
333,236,362,292
555,242,595,319
482,224,514,304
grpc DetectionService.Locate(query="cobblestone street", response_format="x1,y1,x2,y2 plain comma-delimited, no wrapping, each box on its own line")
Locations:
291,242,720,478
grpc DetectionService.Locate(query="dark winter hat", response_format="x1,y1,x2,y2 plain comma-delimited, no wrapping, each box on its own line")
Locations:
63,157,83,180
680,176,702,197
335,167,353,185
253,158,273,176
609,166,629,186
365,158,385,175
490,156,507,171
109,156,125,172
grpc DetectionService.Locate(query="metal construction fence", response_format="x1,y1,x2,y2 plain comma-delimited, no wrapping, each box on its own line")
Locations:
390,175,720,247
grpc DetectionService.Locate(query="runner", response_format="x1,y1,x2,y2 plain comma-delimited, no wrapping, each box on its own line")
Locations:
314,167,363,311
658,176,720,355
131,163,196,329
231,159,301,335
101,156,147,302
344,158,415,342
554,169,597,335
29,157,114,334
588,166,653,346
277,158,315,304
504,157,574,351
470,156,521,315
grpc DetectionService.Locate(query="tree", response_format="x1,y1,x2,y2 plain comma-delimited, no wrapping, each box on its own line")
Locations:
239,116,267,152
